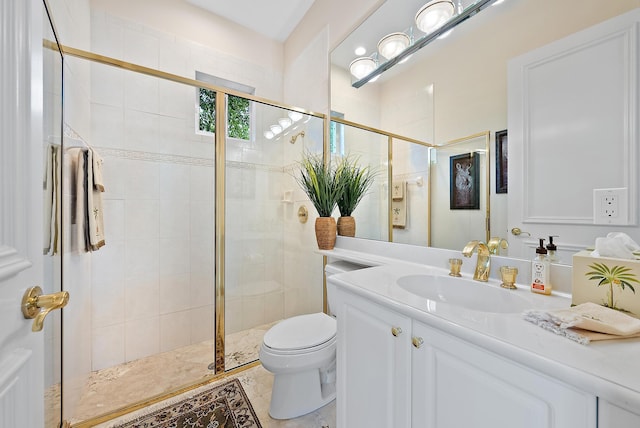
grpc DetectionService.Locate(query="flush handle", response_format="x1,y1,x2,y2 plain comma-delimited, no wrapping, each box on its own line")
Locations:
22,286,69,332
391,326,403,337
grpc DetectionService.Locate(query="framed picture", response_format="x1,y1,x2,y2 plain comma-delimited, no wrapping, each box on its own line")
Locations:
495,129,508,194
450,152,480,210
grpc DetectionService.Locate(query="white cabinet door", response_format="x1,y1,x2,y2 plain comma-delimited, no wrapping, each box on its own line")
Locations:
598,399,640,427
335,289,412,428
412,321,597,428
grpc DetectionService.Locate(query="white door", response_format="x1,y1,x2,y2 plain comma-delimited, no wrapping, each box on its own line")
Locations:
0,1,55,427
506,9,640,262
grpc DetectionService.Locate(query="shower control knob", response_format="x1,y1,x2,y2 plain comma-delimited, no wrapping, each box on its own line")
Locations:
391,326,402,337
412,336,424,349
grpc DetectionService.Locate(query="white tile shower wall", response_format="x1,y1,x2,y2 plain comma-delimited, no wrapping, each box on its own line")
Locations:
88,3,288,368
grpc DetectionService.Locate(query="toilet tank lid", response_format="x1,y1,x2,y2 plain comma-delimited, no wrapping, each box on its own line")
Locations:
263,312,336,351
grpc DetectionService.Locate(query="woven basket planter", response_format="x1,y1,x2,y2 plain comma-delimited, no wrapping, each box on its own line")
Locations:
315,217,337,250
337,216,356,237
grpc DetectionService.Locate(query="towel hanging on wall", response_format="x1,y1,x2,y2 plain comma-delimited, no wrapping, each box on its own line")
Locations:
392,180,405,201
43,144,61,255
392,181,407,228
68,146,106,252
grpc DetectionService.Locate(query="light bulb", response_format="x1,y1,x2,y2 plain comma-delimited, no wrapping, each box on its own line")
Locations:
264,130,274,139
278,117,292,129
270,124,282,135
415,0,455,34
288,111,303,122
349,57,376,79
377,32,410,60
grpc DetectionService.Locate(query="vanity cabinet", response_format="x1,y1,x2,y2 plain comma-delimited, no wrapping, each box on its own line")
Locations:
411,320,596,428
334,287,597,428
335,290,412,428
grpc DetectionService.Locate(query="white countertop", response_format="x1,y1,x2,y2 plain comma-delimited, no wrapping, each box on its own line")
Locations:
328,261,640,412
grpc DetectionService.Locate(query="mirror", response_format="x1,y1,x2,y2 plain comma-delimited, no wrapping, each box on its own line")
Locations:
330,0,640,250
430,132,489,250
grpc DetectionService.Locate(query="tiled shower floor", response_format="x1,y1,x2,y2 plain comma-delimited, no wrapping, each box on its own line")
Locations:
67,322,281,424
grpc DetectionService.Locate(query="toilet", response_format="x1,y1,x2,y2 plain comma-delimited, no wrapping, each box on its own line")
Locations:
259,260,368,419
259,312,337,419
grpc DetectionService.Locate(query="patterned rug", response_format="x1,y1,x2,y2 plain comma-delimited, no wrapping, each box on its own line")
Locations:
111,378,262,428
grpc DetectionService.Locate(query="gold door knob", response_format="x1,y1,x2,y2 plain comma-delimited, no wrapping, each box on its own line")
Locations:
412,337,424,348
511,227,531,237
391,326,403,337
22,286,69,332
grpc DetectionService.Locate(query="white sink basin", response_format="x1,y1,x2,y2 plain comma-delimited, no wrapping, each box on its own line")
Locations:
397,274,532,313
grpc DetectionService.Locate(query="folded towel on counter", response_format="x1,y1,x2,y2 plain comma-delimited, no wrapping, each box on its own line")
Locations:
523,302,640,345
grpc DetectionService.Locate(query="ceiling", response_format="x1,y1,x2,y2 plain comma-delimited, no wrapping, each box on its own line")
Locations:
186,0,316,42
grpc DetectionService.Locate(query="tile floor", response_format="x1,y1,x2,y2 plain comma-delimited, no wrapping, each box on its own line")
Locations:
66,321,335,427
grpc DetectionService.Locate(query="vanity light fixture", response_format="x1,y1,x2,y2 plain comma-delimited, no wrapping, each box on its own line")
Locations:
349,57,377,80
415,0,455,34
377,32,411,60
351,0,498,88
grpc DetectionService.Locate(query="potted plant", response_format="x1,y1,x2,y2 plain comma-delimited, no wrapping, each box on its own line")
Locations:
295,152,343,250
335,155,377,237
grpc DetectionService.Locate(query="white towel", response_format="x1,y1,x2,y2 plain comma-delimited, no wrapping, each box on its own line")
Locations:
86,148,105,251
392,180,405,201
523,302,640,345
43,144,61,255
68,147,106,252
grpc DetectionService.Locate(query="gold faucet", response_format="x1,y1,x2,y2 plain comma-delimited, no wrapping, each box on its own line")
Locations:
487,237,508,255
462,240,491,282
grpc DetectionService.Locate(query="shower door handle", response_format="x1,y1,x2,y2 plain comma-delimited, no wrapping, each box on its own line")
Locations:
22,286,69,332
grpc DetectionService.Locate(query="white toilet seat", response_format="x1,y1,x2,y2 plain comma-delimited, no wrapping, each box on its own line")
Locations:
263,312,336,351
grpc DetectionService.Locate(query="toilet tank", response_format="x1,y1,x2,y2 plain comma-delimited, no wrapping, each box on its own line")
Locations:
325,260,370,316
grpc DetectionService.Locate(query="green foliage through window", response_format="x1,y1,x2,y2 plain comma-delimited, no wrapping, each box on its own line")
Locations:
199,89,250,140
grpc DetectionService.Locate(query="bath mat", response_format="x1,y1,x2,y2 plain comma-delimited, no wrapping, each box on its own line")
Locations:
109,378,262,428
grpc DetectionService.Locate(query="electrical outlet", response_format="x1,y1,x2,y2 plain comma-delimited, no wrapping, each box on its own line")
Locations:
594,188,628,225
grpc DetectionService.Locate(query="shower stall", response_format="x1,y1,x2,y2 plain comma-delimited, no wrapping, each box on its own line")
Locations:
59,48,326,425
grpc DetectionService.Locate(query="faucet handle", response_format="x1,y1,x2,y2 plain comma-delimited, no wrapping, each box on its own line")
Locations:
488,237,508,255
448,258,462,277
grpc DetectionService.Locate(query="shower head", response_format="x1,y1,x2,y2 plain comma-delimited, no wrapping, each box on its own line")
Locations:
290,131,305,144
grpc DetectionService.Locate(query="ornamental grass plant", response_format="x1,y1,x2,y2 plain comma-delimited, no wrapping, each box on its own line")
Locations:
335,155,377,217
296,152,343,217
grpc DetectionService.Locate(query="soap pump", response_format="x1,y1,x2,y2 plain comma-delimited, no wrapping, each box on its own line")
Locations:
546,236,559,263
531,238,552,295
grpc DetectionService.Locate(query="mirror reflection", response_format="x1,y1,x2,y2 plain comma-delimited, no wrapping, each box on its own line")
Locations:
331,0,640,253
430,132,489,251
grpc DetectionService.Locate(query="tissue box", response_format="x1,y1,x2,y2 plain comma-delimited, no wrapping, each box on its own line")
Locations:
572,250,640,317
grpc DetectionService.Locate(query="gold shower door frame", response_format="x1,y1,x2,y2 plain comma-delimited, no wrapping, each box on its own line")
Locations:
59,45,326,426
329,116,435,244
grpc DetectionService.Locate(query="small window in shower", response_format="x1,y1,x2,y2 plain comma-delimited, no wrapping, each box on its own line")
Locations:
196,71,255,140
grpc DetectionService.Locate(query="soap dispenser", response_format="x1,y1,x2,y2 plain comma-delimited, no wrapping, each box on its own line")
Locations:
546,236,559,263
531,238,552,295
